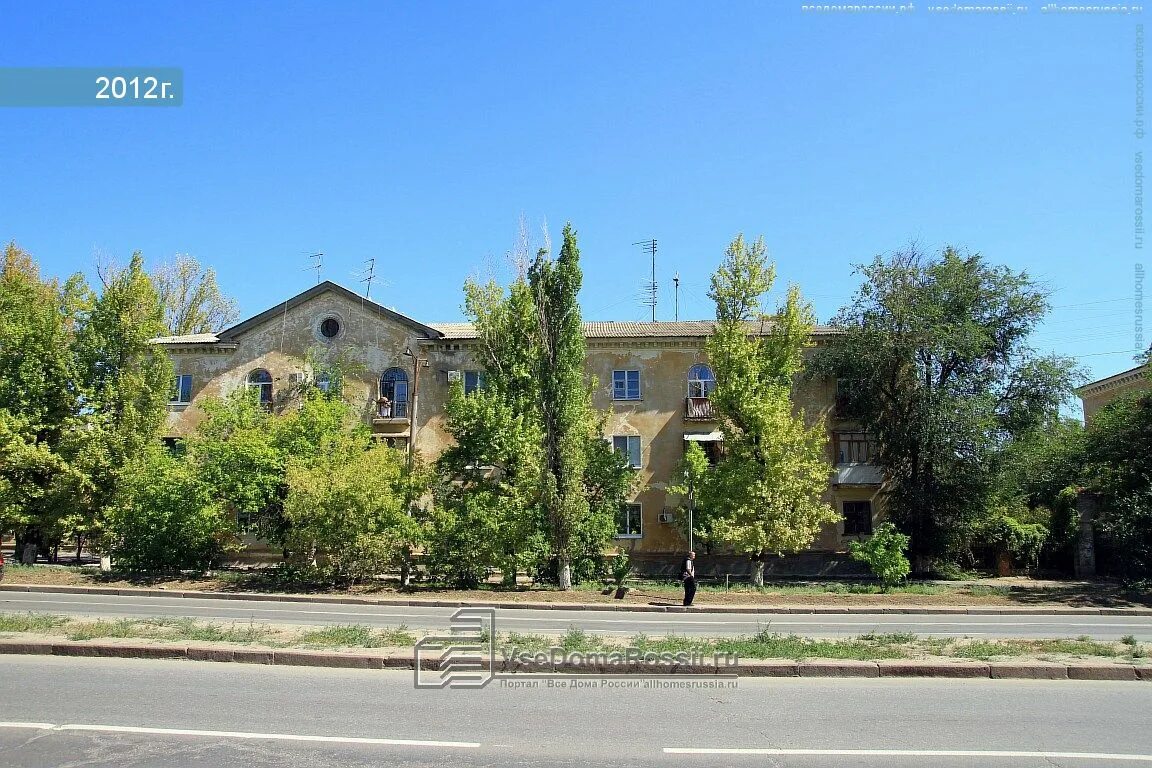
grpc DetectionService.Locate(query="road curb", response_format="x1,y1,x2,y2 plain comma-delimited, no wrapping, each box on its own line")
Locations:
3,583,1149,616
0,639,1148,681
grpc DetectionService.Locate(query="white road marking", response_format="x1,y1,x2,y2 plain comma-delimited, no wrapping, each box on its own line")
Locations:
663,748,1152,761
0,721,479,748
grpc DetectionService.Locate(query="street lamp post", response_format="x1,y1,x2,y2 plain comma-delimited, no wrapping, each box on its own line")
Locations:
401,345,428,473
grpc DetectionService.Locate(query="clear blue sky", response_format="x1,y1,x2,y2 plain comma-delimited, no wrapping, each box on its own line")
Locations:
0,2,1142,389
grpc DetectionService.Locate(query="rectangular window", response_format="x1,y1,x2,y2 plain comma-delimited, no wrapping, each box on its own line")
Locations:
843,500,873,536
612,435,642,468
464,370,487,395
170,374,192,404
612,369,641,400
836,432,875,464
615,503,643,538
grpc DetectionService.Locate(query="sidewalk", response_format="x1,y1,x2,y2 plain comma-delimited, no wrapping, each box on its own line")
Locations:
3,583,1151,615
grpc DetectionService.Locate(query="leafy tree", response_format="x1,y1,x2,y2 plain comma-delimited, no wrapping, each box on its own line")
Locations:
668,440,713,551
810,247,1080,569
283,436,422,585
433,225,631,589
704,235,839,585
153,253,239,335
528,224,601,590
73,252,173,548
187,391,286,540
1082,388,1152,578
105,445,236,572
0,243,85,557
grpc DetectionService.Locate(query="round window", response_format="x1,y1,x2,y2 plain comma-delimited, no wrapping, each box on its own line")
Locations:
320,318,341,338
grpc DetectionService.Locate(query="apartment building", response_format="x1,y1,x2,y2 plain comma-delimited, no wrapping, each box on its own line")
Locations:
155,281,884,569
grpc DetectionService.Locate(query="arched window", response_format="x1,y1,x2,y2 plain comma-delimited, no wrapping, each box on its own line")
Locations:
687,364,716,399
379,367,409,418
247,369,273,408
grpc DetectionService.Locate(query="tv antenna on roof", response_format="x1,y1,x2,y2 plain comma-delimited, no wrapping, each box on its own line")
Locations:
358,257,376,299
305,252,324,284
634,239,657,321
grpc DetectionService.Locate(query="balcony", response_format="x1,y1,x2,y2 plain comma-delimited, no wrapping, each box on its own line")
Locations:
372,397,410,433
685,396,715,421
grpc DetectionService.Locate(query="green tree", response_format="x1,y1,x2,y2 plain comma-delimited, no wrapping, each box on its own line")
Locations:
105,445,236,572
283,435,422,585
73,252,173,548
529,224,599,590
0,243,85,557
810,247,1080,569
153,253,239,335
704,235,839,585
434,225,632,589
1081,387,1152,577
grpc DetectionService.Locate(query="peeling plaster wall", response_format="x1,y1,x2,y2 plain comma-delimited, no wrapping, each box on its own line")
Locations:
160,290,886,557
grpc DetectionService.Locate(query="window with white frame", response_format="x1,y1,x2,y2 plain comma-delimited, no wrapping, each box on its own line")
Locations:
464,370,486,395
612,369,641,400
615,503,643,537
170,374,192,404
687,363,716,398
612,435,642,468
247,369,273,408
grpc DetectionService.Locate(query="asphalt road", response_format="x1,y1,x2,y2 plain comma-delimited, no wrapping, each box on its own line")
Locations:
1,656,1150,767
2,591,1151,640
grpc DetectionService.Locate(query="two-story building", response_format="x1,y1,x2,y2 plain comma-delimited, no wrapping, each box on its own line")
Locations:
155,281,884,576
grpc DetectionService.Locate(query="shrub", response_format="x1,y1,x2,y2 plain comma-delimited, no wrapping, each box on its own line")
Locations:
848,522,911,588
283,439,420,585
105,447,236,572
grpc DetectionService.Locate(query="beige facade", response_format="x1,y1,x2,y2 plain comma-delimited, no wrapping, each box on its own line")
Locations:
1076,364,1150,423
156,281,885,559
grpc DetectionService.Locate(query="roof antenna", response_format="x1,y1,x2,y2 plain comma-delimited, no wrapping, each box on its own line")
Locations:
674,272,680,322
359,257,376,299
634,239,657,321
305,252,324,284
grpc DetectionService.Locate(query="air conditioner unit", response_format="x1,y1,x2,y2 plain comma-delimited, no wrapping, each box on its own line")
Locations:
658,509,675,524
447,370,462,383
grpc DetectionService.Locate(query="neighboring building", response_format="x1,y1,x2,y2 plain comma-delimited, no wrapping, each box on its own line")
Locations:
1076,363,1149,423
154,281,884,573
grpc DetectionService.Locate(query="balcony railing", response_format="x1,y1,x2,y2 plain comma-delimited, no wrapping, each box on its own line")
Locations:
374,398,409,419
685,396,715,421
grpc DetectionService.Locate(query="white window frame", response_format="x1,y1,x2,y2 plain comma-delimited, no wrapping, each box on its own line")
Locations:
687,364,716,399
170,374,192,404
612,435,642,469
615,502,643,538
612,369,641,400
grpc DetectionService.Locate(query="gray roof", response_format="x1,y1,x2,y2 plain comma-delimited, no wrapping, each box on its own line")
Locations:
431,320,839,340
149,333,221,344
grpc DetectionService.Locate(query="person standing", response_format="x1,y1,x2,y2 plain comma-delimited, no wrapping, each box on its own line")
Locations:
682,550,697,607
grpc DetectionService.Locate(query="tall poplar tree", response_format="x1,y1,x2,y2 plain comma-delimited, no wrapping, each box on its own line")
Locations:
529,224,593,590
705,235,838,586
